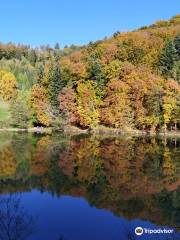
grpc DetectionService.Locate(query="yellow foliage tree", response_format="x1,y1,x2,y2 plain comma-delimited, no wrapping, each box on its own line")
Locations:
29,84,52,126
76,81,101,128
0,70,18,101
101,79,133,129
162,80,180,132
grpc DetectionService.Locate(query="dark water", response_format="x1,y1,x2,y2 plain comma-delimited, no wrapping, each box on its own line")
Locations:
0,133,179,240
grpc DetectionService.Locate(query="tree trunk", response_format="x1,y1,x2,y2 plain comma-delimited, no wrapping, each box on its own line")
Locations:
174,122,177,131
164,124,167,135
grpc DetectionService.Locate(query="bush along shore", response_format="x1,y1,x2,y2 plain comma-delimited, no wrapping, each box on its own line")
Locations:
0,14,180,134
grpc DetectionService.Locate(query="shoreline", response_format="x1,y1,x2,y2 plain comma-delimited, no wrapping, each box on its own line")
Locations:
0,126,180,137
0,127,52,134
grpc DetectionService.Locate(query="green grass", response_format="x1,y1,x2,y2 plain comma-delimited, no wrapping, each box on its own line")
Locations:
0,99,10,122
0,109,10,120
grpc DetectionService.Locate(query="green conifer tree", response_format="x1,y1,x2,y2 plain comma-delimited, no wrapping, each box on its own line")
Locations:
158,40,178,78
48,59,63,109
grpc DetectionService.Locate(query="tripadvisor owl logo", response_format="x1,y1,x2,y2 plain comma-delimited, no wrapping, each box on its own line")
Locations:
135,227,143,236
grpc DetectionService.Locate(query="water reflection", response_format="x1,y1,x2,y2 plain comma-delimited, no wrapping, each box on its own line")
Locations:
0,133,179,239
1,192,178,240
0,195,36,240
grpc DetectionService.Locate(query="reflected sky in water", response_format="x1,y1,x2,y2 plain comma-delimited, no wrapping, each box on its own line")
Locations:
1,191,179,240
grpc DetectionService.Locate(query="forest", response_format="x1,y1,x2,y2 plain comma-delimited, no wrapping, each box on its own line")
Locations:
0,14,180,133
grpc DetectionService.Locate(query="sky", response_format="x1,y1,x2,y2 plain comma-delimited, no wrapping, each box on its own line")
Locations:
0,0,179,48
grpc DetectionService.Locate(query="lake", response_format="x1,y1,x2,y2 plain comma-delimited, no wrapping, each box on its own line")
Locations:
0,132,179,240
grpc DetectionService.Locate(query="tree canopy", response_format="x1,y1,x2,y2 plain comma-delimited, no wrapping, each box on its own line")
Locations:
0,14,180,132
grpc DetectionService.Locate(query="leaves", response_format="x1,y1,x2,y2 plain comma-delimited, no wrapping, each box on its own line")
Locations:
29,84,52,126
0,14,179,131
0,70,18,101
76,81,101,128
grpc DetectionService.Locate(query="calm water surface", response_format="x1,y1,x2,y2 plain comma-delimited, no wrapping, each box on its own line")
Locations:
0,133,179,240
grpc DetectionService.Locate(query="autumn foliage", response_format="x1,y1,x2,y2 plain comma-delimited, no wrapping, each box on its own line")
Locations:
0,14,180,131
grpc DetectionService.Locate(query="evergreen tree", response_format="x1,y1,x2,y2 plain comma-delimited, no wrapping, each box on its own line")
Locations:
174,35,180,58
54,42,60,49
28,49,37,66
48,59,63,109
10,92,30,128
36,63,44,85
88,55,104,89
172,60,180,83
158,40,178,78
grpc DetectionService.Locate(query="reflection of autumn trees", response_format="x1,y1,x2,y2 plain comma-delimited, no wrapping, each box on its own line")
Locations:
57,136,180,226
100,138,133,189
59,137,179,196
100,138,162,195
60,137,101,184
30,136,52,176
59,139,81,177
0,134,179,227
0,147,17,177
163,147,176,185
0,134,179,196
